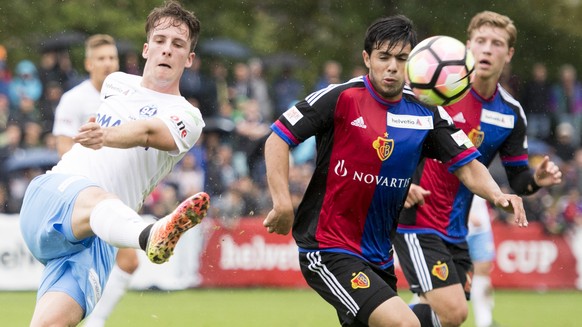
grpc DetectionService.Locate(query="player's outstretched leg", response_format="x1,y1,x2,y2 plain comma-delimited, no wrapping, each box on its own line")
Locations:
146,192,210,264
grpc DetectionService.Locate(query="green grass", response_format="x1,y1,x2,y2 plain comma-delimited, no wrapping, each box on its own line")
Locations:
1,288,580,326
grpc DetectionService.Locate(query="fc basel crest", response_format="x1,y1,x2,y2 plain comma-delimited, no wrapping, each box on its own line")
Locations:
431,261,449,281
372,133,394,161
468,128,484,148
351,272,370,289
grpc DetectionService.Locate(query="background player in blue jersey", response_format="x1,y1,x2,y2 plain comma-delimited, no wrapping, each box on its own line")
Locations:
395,11,563,327
264,14,527,327
19,2,209,326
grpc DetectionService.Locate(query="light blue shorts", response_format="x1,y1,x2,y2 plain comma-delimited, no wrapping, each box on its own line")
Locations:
19,173,116,316
467,229,495,262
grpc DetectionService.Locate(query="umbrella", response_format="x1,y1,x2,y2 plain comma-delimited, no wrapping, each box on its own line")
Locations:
38,31,87,53
203,116,236,134
262,52,307,69
198,38,251,59
3,148,60,173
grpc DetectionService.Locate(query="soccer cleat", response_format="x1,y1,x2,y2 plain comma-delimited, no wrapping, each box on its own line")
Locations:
146,191,210,264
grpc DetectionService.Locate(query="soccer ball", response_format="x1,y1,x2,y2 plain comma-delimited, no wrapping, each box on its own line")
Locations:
405,35,475,106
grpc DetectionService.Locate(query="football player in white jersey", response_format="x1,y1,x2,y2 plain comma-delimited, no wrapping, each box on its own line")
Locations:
52,33,139,327
19,2,208,326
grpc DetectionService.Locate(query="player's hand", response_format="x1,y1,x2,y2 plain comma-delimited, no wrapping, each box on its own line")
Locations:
263,206,294,235
404,184,431,208
73,116,105,149
493,194,528,227
534,156,562,187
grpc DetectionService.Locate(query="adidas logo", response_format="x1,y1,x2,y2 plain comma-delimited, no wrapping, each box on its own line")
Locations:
351,116,367,129
452,112,466,123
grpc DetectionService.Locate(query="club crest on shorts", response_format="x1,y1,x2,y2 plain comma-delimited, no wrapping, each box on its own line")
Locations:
372,133,393,161
431,261,449,281
350,272,370,289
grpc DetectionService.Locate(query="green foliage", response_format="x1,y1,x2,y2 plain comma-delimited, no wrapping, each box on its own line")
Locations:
1,0,582,87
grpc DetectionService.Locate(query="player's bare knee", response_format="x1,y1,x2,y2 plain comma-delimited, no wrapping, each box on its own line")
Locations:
117,249,139,273
436,304,468,327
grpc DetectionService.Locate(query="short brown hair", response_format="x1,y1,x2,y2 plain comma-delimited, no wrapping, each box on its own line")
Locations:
85,34,116,57
467,11,517,48
145,1,201,51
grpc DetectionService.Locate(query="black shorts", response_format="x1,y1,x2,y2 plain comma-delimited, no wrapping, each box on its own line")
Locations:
393,232,473,299
299,251,398,327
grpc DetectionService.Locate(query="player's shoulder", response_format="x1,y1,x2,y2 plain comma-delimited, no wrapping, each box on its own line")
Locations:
497,84,524,111
102,72,141,98
304,76,365,106
402,85,441,113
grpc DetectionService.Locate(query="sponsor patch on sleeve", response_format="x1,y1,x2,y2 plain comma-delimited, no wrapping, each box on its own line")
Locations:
283,106,303,126
451,130,474,148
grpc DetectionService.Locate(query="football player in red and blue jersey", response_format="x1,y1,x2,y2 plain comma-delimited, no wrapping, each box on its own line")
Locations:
395,11,562,327
264,14,527,327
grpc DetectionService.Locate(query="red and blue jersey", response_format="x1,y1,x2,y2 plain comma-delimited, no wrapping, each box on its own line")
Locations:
398,85,529,242
271,75,479,268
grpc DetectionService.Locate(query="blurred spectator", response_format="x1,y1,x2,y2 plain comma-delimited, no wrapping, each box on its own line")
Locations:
272,65,304,117
314,60,342,91
142,182,180,217
37,81,63,133
0,94,9,137
521,62,553,142
233,98,270,184
8,60,42,110
180,56,218,117
205,143,238,197
248,58,273,122
56,51,83,90
21,121,44,149
9,95,41,130
351,65,367,78
210,60,230,116
553,122,576,163
550,64,582,147
121,51,141,75
167,150,206,199
0,45,11,100
499,62,520,98
229,62,252,107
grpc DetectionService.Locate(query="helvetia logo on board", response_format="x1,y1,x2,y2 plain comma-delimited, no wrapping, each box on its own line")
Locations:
219,235,300,271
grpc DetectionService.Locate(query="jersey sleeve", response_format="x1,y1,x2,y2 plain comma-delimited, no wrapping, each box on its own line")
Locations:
157,106,205,156
422,105,480,173
498,105,529,168
52,90,87,137
271,86,341,146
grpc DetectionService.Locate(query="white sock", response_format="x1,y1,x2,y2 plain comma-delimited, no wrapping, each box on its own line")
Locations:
90,199,150,249
84,264,132,327
471,274,493,327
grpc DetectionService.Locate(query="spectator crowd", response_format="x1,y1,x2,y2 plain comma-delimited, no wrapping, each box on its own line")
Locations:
0,43,581,239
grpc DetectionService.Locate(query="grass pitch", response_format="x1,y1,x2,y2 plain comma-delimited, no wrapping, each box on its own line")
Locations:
1,288,579,326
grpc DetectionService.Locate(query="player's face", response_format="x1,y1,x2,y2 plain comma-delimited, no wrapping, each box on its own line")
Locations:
85,44,119,86
142,17,194,91
362,41,410,101
467,25,514,82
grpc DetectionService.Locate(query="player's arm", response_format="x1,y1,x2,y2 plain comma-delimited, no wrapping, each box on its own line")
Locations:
56,136,75,158
74,117,177,151
263,133,295,235
505,155,562,195
454,159,527,227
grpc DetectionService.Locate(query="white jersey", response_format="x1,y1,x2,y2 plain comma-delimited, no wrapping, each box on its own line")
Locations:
51,72,205,211
52,79,101,137
467,195,492,236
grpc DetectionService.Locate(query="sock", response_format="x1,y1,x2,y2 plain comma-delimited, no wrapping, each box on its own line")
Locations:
410,303,439,327
471,274,493,327
90,199,150,249
84,264,132,327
